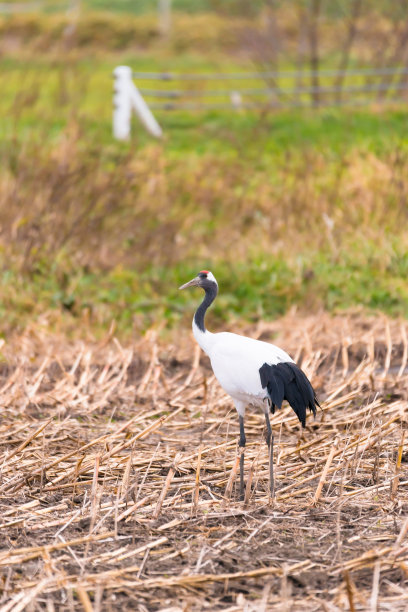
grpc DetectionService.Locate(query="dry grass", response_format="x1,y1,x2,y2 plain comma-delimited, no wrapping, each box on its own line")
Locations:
0,312,407,610
3,135,408,277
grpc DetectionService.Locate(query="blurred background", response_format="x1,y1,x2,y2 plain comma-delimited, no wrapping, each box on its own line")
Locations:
2,0,408,338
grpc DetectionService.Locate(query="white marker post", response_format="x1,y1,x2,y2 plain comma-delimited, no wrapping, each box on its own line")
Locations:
230,90,243,110
158,0,172,36
113,66,162,140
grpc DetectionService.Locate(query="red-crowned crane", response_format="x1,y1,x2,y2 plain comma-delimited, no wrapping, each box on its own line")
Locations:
180,270,319,499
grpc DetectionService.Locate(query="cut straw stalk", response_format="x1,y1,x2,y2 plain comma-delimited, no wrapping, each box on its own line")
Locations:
120,455,132,498
343,479,408,499
244,459,256,505
334,544,408,573
116,493,157,522
0,532,115,567
111,536,168,563
76,587,93,612
137,337,158,395
369,561,381,612
21,559,313,593
313,439,339,504
89,455,101,536
5,418,53,464
391,429,406,499
0,579,50,612
224,452,241,499
152,464,176,520
396,516,408,547
343,570,356,612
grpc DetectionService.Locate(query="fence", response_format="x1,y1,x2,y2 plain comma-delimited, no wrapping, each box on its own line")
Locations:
113,65,408,139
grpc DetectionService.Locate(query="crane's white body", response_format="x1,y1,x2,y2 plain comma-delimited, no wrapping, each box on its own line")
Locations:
192,320,294,418
181,270,317,498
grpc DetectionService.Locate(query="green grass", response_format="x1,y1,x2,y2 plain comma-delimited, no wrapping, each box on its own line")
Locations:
2,48,408,338
2,250,408,340
2,53,408,153
15,0,272,16
85,0,220,14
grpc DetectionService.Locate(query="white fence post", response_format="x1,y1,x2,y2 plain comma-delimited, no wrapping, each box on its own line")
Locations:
113,66,162,140
113,66,133,140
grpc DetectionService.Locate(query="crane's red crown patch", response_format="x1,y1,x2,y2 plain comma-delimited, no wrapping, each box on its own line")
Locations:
199,270,209,274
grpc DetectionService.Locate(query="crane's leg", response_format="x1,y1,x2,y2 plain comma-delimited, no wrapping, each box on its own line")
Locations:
264,412,275,497
238,415,246,501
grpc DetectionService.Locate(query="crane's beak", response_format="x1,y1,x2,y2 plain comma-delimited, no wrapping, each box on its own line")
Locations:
179,276,200,290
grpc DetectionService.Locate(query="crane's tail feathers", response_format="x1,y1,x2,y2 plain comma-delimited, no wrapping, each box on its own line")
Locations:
259,362,319,427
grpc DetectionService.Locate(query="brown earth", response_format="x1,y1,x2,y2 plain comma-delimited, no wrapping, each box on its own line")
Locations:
0,312,407,610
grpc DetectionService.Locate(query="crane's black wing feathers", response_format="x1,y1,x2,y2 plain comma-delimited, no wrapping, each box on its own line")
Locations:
259,362,319,427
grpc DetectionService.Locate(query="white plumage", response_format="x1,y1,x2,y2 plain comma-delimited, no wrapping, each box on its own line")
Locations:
193,323,293,417
180,269,319,498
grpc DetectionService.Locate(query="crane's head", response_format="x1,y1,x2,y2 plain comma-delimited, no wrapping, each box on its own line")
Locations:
179,270,218,291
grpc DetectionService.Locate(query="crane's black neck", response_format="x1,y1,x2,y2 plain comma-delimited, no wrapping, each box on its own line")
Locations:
194,282,218,333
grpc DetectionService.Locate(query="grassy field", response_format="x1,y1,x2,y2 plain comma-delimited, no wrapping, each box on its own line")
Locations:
1,32,408,338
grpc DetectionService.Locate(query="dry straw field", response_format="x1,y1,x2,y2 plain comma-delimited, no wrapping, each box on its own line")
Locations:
0,312,407,611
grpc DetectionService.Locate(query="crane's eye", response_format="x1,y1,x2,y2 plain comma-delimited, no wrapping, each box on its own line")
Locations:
198,271,208,279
